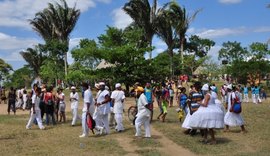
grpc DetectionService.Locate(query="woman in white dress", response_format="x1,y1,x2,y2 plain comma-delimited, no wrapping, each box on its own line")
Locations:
224,84,246,133
188,84,224,144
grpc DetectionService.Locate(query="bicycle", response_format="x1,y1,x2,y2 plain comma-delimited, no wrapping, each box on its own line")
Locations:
127,104,153,124
127,105,137,123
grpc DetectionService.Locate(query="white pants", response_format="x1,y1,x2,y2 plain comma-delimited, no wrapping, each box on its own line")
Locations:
252,94,256,104
16,99,22,108
114,113,124,131
26,110,44,129
71,108,80,125
109,112,115,126
255,94,261,104
95,113,110,134
81,111,89,135
23,100,27,109
135,115,151,137
243,93,249,102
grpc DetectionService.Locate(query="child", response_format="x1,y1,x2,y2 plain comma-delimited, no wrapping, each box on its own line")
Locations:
26,87,45,130
179,87,188,115
157,87,169,122
58,88,66,123
169,86,174,107
22,89,27,111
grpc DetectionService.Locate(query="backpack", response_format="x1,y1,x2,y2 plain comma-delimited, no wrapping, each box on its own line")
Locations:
86,113,96,134
231,93,242,114
45,93,54,106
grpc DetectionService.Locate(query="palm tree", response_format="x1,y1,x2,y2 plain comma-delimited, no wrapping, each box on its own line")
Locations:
168,1,201,73
29,0,80,77
20,44,46,77
123,0,157,59
155,4,176,77
0,58,13,83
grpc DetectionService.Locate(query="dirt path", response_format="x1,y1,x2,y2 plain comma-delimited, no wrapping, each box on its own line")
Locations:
115,137,139,156
151,127,196,156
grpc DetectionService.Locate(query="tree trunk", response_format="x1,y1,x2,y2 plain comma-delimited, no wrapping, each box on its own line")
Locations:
64,52,68,77
169,49,174,79
180,37,184,74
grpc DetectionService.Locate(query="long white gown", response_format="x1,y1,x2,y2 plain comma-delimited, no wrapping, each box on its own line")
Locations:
188,92,224,129
224,92,244,126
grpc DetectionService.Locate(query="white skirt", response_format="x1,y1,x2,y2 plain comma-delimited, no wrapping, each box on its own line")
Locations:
188,104,225,129
182,108,192,129
224,111,244,126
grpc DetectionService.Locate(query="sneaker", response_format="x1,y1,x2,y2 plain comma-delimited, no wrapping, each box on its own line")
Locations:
79,134,87,138
26,127,30,130
40,127,46,130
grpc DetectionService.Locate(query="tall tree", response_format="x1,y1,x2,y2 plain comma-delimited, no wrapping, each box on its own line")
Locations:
123,0,157,59
20,44,47,76
218,41,249,63
168,1,200,73
0,59,13,84
29,0,80,77
155,4,176,77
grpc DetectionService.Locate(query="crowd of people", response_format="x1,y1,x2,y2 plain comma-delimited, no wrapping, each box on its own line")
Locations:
1,79,267,144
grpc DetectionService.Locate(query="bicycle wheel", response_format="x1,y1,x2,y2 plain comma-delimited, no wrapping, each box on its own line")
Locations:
127,106,137,122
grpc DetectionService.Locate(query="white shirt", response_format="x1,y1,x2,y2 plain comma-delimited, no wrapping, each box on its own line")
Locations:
70,92,79,109
111,90,125,114
136,93,151,117
96,90,110,115
23,94,27,102
31,94,40,111
59,92,65,104
83,89,94,112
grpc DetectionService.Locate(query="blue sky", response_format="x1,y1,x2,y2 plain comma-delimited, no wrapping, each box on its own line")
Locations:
0,0,269,70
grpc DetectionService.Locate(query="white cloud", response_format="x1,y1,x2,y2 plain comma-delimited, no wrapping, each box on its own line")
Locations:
68,37,84,64
207,45,222,63
96,0,112,4
253,26,270,33
112,8,133,29
196,27,247,39
219,0,242,4
0,32,39,50
69,37,83,50
0,0,98,29
3,52,25,62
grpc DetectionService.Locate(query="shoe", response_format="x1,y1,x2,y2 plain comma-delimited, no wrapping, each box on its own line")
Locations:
26,127,30,130
40,127,45,130
79,134,87,138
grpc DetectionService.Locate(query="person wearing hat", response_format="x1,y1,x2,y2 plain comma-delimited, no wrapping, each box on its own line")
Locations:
70,86,80,126
111,83,125,132
80,83,95,138
188,83,224,144
93,82,111,135
135,86,151,138
224,84,246,133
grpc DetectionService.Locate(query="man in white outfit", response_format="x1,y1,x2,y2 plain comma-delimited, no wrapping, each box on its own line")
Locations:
111,83,125,132
94,82,111,135
70,86,80,126
79,83,95,138
135,86,151,138
26,87,45,130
